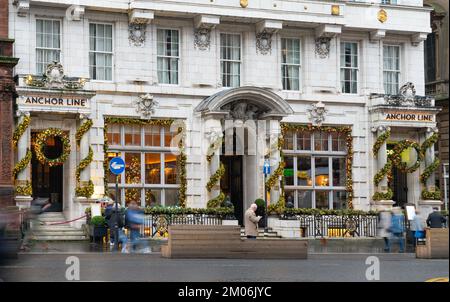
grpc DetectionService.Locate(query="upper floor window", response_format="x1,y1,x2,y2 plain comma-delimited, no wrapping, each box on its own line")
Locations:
220,33,241,88
424,32,436,83
89,23,113,81
281,38,301,91
36,19,61,75
381,0,397,4
157,29,179,85
340,42,358,94
383,45,400,95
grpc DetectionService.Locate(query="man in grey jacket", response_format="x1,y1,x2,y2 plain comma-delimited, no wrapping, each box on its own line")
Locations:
244,204,262,239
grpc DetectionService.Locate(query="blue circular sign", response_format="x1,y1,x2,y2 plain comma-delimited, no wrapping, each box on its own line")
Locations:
109,157,125,175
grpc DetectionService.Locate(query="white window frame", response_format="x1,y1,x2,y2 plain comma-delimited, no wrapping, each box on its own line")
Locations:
220,32,242,88
156,28,181,85
283,131,348,209
89,22,114,82
383,44,401,95
107,124,180,207
340,41,359,94
281,37,301,91
35,18,62,75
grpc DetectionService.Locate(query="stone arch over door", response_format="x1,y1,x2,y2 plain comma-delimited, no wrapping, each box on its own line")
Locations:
197,87,293,224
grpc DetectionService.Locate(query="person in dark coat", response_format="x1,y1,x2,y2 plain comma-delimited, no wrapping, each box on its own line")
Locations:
426,208,447,228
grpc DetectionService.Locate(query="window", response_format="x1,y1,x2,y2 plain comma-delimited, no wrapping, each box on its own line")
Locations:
106,124,180,207
424,32,436,83
340,42,358,94
157,29,179,84
36,19,61,75
381,0,397,4
281,38,301,90
89,23,113,81
220,33,241,88
283,128,349,209
383,45,400,95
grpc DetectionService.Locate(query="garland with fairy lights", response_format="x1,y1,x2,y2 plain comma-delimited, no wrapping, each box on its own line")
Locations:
206,163,225,192
390,140,424,173
34,128,71,167
420,132,441,200
281,124,354,209
13,148,32,179
372,130,393,201
15,181,32,196
206,137,223,163
103,117,187,207
75,119,94,198
12,115,31,148
75,119,93,146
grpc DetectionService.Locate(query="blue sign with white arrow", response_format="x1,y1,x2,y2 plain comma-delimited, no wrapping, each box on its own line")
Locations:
109,157,125,175
263,160,271,176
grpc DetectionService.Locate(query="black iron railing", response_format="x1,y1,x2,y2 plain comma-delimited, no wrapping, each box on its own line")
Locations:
141,214,225,238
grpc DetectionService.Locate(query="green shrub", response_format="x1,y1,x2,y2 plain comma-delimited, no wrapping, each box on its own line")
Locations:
90,216,106,226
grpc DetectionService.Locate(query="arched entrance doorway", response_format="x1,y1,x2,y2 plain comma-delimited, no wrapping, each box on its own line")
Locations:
196,87,293,225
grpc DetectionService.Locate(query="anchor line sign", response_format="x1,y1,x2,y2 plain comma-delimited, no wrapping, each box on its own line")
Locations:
109,157,125,175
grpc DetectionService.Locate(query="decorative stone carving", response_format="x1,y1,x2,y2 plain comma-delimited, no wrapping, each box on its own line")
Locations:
135,93,158,117
384,82,433,107
129,23,147,47
24,62,87,89
222,102,266,121
194,27,211,50
240,0,248,8
65,5,85,21
13,0,29,17
307,101,328,126
256,31,273,55
315,37,331,58
206,129,223,144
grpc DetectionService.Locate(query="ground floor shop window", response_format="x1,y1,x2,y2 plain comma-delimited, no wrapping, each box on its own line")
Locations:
106,124,180,207
283,129,349,209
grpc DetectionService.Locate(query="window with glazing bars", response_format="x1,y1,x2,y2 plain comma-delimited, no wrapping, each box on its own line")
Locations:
383,45,400,95
220,33,241,88
281,38,301,91
89,23,113,81
340,42,358,94
36,19,61,75
157,29,179,84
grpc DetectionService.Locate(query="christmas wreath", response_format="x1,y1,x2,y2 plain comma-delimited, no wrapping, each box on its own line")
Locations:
34,128,71,166
390,140,424,173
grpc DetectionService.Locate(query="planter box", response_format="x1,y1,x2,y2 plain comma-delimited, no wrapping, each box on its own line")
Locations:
89,225,107,242
222,220,239,226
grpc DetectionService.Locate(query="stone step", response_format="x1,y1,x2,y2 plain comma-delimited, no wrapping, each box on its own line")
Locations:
30,235,88,241
34,216,66,222
38,212,65,217
33,225,77,231
32,230,86,236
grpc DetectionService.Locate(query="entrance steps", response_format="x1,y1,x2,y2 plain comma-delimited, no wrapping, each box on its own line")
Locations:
29,212,88,241
240,228,281,239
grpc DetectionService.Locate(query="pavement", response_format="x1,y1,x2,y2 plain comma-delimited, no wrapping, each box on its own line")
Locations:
0,238,447,282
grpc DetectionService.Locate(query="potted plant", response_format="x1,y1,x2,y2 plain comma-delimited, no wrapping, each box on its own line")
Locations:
89,215,107,242
255,198,266,228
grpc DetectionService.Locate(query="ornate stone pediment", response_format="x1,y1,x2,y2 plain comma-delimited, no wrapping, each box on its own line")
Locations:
24,62,87,90
307,101,328,126
221,101,268,121
384,82,433,107
135,93,158,117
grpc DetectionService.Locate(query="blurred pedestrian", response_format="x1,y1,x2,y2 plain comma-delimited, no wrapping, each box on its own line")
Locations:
390,207,405,253
378,210,392,252
125,200,147,252
412,209,425,246
426,208,447,228
244,203,261,239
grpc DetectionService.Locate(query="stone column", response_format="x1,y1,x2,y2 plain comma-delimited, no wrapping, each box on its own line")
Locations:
14,111,33,208
205,118,223,205
268,120,281,204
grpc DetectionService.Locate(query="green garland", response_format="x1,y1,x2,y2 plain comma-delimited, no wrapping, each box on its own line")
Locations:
75,180,94,198
76,147,93,183
267,195,285,215
207,192,226,208
420,133,441,200
265,161,286,189
15,181,32,196
374,161,393,186
373,130,391,156
75,119,93,146
34,128,71,167
12,148,32,179
206,163,225,192
12,115,31,148
372,188,394,201
390,140,424,173
206,137,223,163
177,125,187,208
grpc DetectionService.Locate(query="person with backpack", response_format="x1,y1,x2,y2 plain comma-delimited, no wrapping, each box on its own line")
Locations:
105,200,128,253
390,207,406,253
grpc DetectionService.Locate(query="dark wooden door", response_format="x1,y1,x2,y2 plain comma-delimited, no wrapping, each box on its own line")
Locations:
220,156,243,225
392,167,408,207
31,132,64,212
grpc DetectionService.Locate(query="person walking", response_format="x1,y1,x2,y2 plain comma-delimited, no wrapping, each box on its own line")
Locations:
125,201,146,253
244,203,262,239
411,209,425,247
426,208,447,228
378,210,392,252
390,207,406,253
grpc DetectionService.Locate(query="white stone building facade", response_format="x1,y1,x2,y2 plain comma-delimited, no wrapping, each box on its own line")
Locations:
8,0,442,226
